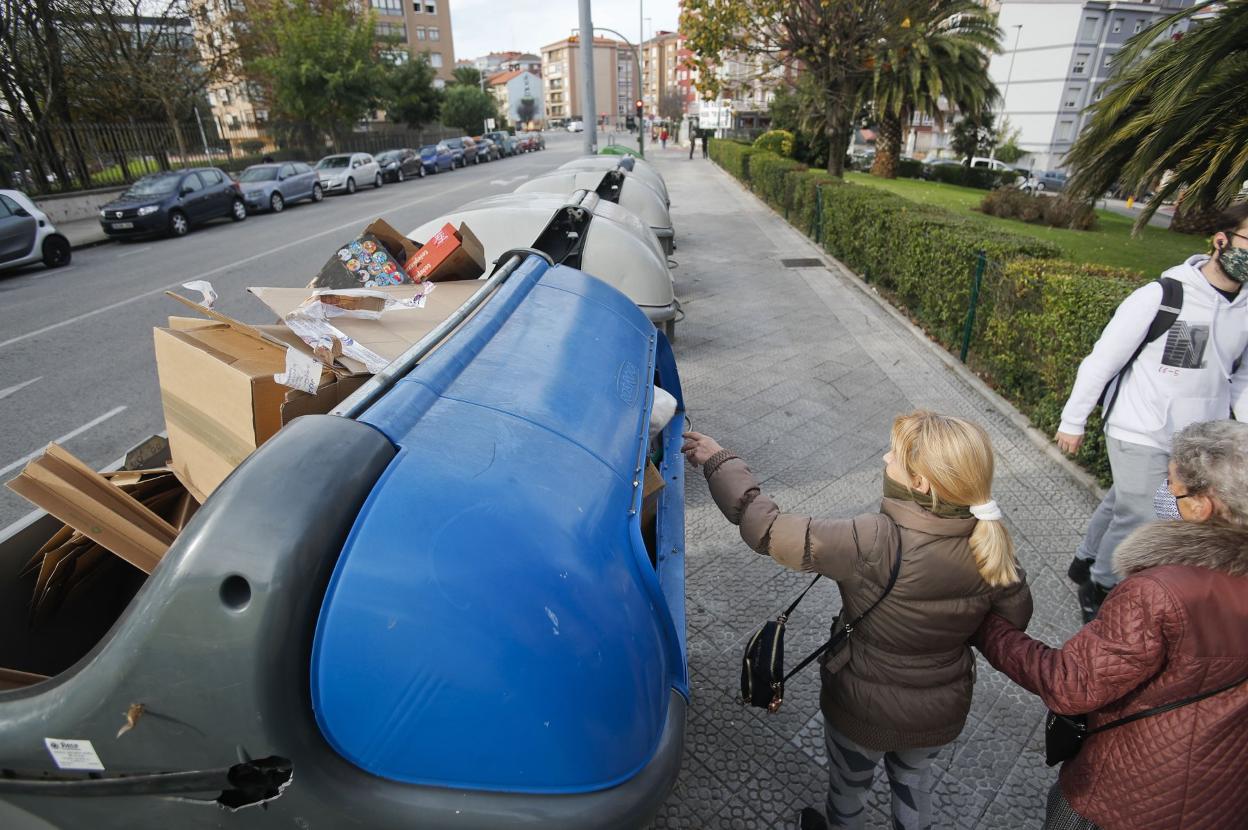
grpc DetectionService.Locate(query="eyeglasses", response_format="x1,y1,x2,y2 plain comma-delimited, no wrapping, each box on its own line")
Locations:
1165,478,1196,501
1227,231,1248,244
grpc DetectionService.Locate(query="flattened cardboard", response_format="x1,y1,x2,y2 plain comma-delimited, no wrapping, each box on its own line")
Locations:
6,444,176,575
248,281,485,375
641,460,665,526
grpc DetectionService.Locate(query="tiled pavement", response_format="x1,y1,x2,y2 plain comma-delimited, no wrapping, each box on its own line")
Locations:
642,146,1099,829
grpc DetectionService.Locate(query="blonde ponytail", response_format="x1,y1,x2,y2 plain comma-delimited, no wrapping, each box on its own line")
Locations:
891,410,1022,587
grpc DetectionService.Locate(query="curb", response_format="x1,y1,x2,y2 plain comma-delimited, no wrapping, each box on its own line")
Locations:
711,162,1107,503
68,236,114,251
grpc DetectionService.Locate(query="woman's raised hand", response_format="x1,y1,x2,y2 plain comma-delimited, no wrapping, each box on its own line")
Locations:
681,431,724,467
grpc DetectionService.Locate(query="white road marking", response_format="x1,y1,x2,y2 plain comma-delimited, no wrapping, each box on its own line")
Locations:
489,175,531,186
116,245,153,259
0,405,127,479
0,376,41,402
0,175,495,351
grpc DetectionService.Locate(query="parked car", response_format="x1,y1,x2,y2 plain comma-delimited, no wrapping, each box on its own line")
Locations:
525,131,546,150
99,167,246,239
0,189,71,271
1037,170,1068,193
475,138,501,162
376,148,425,183
444,137,478,167
420,143,456,174
920,158,966,180
970,156,1013,172
567,120,585,133
316,153,382,194
482,131,515,156
237,161,322,213
1012,168,1044,194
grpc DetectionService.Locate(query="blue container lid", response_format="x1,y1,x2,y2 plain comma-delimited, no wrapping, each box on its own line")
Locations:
311,260,682,794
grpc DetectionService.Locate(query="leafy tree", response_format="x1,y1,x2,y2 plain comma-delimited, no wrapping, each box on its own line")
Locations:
452,65,483,88
868,0,999,178
768,86,801,133
1065,0,1248,230
950,110,998,164
440,84,497,135
380,54,441,129
994,123,1025,163
517,95,537,124
682,0,911,176
659,86,686,122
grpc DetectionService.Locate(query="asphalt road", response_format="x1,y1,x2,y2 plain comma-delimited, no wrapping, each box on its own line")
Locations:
0,132,591,528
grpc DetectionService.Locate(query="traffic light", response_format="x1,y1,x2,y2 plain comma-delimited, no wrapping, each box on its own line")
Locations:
635,99,643,121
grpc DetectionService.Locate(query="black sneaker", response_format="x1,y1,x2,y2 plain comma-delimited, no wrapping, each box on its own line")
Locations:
798,807,829,830
1078,580,1111,624
1068,555,1092,585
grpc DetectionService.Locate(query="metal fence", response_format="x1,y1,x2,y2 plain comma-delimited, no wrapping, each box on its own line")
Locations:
1,119,464,195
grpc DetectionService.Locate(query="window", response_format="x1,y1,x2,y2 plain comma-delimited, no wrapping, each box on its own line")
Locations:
182,172,205,193
415,27,425,40
1073,52,1089,74
429,52,442,68
425,1,436,12
382,48,409,65
0,195,17,216
1080,16,1100,40
1134,19,1144,33
370,0,402,12
1064,87,1082,108
1112,17,1122,33
433,78,445,89
428,27,439,41
1104,52,1113,67
412,0,421,9
279,163,296,178
202,169,224,184
1057,119,1075,141
375,21,406,40
1093,86,1104,102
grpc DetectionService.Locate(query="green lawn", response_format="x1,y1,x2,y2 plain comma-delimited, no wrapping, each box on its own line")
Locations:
844,172,1204,277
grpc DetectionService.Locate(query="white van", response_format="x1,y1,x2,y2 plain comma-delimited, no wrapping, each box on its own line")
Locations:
970,157,1012,172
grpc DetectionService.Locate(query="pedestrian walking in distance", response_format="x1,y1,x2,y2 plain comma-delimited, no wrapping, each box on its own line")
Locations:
683,411,1031,830
689,131,695,160
660,127,668,149
1057,204,1248,622
976,419,1248,830
701,131,709,158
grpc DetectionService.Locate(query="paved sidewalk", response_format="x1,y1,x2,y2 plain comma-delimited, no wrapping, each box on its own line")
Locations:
645,149,1098,828
58,217,111,249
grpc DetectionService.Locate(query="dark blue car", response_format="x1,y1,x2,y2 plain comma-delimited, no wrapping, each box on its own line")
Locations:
420,143,455,175
99,168,246,238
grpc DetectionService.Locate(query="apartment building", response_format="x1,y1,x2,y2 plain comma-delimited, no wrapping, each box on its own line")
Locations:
990,0,1195,170
365,0,457,84
541,36,627,127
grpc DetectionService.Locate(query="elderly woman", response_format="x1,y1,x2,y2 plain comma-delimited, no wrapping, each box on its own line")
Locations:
975,420,1248,830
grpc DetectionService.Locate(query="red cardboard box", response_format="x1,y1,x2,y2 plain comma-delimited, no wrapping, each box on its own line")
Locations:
405,222,486,282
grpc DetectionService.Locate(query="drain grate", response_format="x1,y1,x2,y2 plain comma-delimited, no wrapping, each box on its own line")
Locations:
780,257,822,268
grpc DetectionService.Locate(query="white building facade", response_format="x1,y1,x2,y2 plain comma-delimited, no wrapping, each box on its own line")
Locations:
991,0,1195,172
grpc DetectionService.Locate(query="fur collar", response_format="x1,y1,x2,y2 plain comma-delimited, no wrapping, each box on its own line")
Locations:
1114,521,1248,578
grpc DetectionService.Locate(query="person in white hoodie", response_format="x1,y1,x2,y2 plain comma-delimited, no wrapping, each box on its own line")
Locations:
1056,204,1248,622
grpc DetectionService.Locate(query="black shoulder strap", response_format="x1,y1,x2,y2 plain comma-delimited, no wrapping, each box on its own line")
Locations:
1089,671,1248,736
783,532,903,683
1100,277,1184,418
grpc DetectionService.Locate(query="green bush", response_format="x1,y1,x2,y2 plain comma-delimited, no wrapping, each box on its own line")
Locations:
981,189,1099,230
897,159,924,179
747,151,807,216
977,260,1146,484
708,138,755,181
927,164,1019,190
753,129,796,158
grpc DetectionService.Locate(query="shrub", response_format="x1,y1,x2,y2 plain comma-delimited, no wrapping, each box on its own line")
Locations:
981,189,1099,230
897,159,924,179
748,151,807,216
708,138,755,181
927,164,1019,190
753,129,796,158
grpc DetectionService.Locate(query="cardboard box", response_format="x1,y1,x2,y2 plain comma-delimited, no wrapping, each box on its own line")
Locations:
406,222,487,282
312,219,423,290
249,281,486,375
154,300,362,502
641,460,665,526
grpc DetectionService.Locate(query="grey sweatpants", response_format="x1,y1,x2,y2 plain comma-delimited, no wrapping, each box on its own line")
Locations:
1075,436,1170,587
824,719,942,830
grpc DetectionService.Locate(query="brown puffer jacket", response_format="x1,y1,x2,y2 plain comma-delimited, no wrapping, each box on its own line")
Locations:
704,453,1032,751
976,521,1248,830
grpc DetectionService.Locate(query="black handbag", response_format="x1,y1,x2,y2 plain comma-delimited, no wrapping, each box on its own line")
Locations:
741,541,901,713
1044,672,1248,766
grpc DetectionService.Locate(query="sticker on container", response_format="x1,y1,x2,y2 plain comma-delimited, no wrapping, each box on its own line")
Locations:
273,347,322,394
44,738,104,771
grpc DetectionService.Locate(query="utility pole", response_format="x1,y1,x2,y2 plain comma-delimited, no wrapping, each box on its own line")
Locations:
193,106,210,158
577,0,598,154
990,24,1022,161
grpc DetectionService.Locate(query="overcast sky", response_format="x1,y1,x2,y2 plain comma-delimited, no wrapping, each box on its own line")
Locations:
448,0,681,62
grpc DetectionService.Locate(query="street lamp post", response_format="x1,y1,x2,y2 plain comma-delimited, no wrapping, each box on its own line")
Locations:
590,26,644,157
991,24,1023,161
577,0,598,154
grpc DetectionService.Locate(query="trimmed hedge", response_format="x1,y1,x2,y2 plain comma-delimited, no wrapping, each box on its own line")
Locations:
710,142,1146,485
926,164,1020,190
753,129,796,158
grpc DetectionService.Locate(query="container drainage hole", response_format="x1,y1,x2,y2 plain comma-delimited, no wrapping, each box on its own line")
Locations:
220,575,251,611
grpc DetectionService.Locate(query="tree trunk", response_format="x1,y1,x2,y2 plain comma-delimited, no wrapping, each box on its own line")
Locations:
159,94,190,164
870,111,902,178
824,75,856,178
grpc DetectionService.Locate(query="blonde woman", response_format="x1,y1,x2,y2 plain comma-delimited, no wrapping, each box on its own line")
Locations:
683,411,1032,830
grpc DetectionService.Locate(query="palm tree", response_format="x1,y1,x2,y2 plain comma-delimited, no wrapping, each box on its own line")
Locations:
1065,0,1247,230
869,0,1001,178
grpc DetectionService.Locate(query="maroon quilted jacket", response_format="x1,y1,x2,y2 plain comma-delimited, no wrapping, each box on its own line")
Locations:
976,521,1248,830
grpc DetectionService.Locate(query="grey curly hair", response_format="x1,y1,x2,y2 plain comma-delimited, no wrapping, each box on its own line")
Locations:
1171,420,1248,528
